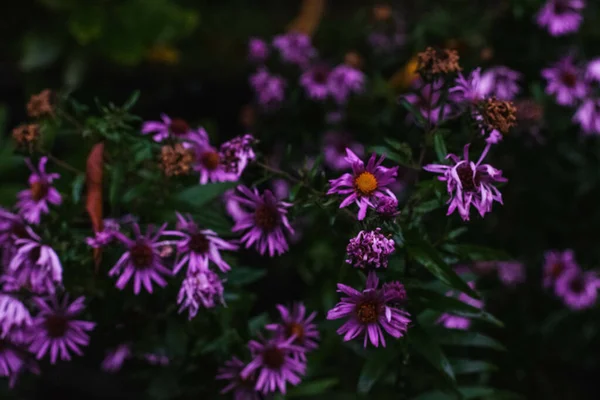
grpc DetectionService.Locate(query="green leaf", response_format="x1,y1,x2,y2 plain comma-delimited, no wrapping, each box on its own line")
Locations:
108,164,124,208
414,198,445,214
71,174,86,204
369,145,414,167
165,320,188,358
248,312,269,336
437,331,506,351
450,359,497,375
399,98,427,126
147,372,180,400
409,325,455,384
123,91,141,111
176,182,236,208
442,244,511,262
357,348,398,394
226,266,266,287
68,6,105,45
287,379,339,397
432,132,448,162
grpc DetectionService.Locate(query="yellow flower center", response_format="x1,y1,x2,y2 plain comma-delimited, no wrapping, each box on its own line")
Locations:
354,172,378,195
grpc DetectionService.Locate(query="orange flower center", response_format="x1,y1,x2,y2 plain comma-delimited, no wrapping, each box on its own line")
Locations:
200,151,220,170
356,302,378,323
354,172,378,195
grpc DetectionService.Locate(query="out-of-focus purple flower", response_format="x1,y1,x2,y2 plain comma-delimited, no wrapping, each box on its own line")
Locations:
85,217,127,248
585,58,600,82
326,271,410,347
327,65,365,104
573,98,600,135
248,38,269,63
223,189,245,222
497,261,526,287
28,295,95,364
536,0,585,37
555,268,599,310
437,282,482,330
0,290,32,338
272,33,316,67
0,330,38,388
230,186,294,256
322,131,365,171
368,32,405,54
328,149,398,220
346,228,395,269
186,128,236,184
177,269,224,319
423,143,507,221
110,223,182,294
249,68,287,109
375,196,400,218
543,249,578,288
143,351,170,366
450,68,487,104
142,114,192,142
403,79,449,124
101,343,132,373
16,157,61,225
0,208,30,249
218,134,257,179
479,66,522,100
300,64,331,101
174,213,237,274
241,336,306,394
271,179,290,201
266,303,319,358
542,56,587,106
216,357,261,400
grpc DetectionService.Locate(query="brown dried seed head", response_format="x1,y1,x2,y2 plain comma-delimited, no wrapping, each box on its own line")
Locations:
12,124,40,147
26,89,54,118
479,97,517,135
373,4,393,21
159,143,194,177
417,47,462,78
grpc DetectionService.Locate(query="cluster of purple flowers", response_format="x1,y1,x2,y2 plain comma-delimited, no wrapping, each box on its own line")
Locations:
217,303,319,397
536,0,585,37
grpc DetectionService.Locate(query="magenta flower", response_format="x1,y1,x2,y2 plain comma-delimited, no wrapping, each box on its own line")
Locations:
248,38,269,63
555,268,599,310
437,282,483,330
423,143,507,221
223,189,245,222
266,303,319,357
542,56,587,106
141,114,192,142
249,68,287,109
327,65,365,104
479,66,522,100
216,357,261,400
300,64,331,100
230,186,294,256
0,288,32,337
0,330,38,388
346,228,395,269
177,268,224,319
186,128,235,184
28,295,95,364
144,352,170,366
218,134,257,179
586,58,600,82
0,208,30,247
326,271,410,347
272,33,316,66
450,68,487,104
110,223,181,294
85,216,131,248
573,99,600,135
536,0,585,36
543,249,578,288
403,79,450,124
101,343,132,373
241,336,306,394
328,149,398,220
15,157,61,225
322,131,365,171
375,196,400,218
497,261,526,287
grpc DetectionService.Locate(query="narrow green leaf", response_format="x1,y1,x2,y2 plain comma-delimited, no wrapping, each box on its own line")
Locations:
442,244,512,262
248,312,269,336
437,331,506,351
287,379,339,396
433,132,448,162
176,182,236,208
226,267,266,287
124,90,141,111
450,359,497,375
108,164,124,208
357,348,398,394
71,174,86,204
409,325,455,384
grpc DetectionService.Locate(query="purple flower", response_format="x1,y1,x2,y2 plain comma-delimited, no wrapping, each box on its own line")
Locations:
0,208,30,249
216,357,261,400
423,143,507,221
265,303,319,357
543,249,578,288
218,134,257,179
101,343,132,373
250,68,287,109
15,157,61,225
497,261,526,287
272,33,316,66
85,216,129,248
144,351,170,366
0,331,38,388
450,68,487,104
555,268,599,310
346,228,395,269
375,196,400,218
28,295,95,364
177,269,224,319
230,186,294,256
368,32,405,54
248,38,269,63
326,271,411,347
271,179,290,200
187,128,236,184
300,64,331,100
141,114,192,142
241,336,306,394
542,56,587,106
327,65,365,104
328,149,398,220
322,131,365,171
585,58,600,82
110,223,181,294
403,79,449,124
536,0,585,36
437,282,483,330
479,66,522,100
0,292,32,338
224,189,245,222
573,98,600,135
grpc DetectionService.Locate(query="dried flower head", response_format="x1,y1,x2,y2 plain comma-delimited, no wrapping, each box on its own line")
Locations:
12,124,40,148
26,90,54,118
477,97,517,135
417,47,461,78
159,143,194,177
373,4,393,21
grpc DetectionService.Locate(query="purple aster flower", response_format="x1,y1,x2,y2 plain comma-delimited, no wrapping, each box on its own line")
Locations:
15,157,61,225
240,336,306,394
85,217,128,248
0,330,38,388
437,282,483,330
218,134,257,179
177,268,224,319
249,68,287,109
230,186,294,256
216,357,261,400
110,222,182,294
223,189,245,222
328,149,398,220
542,56,587,106
28,295,95,364
555,268,599,310
497,261,526,287
322,131,365,171
173,213,237,274
403,79,449,124
327,65,365,104
543,249,578,288
248,38,269,63
423,143,507,221
326,271,411,347
101,343,132,373
585,58,600,82
479,66,522,100
141,114,192,142
272,33,316,67
187,128,235,184
0,208,30,248
450,68,487,104
0,291,32,338
300,64,331,100
573,98,600,135
265,303,319,357
346,228,395,269
536,0,585,37
375,196,400,218
271,179,290,200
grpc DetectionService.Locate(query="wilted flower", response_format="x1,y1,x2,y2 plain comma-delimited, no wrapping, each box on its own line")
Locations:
266,303,319,357
476,97,517,135
177,269,224,319
375,196,400,218
101,343,132,373
327,271,410,347
322,131,365,171
573,99,600,135
479,66,522,100
346,228,395,269
219,134,257,178
26,89,54,118
417,47,461,78
28,295,95,364
327,65,365,104
142,114,192,142
15,157,62,225
12,124,40,148
159,143,195,177
300,64,331,100
542,56,587,106
216,357,261,400
250,68,287,109
497,261,526,287
272,33,316,66
543,249,578,288
248,38,269,63
437,282,482,330
536,0,585,36
555,269,599,310
403,79,450,124
328,149,398,220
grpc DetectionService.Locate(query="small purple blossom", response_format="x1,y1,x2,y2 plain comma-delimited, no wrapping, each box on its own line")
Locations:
327,65,365,104
300,64,331,100
437,282,483,330
0,331,38,388
218,134,257,179
573,98,600,135
322,131,365,171
497,261,526,287
28,295,95,364
375,196,400,218
536,0,585,37
248,38,269,63
101,343,132,373
542,56,587,106
0,208,30,249
326,271,411,347
450,68,487,104
230,186,294,256
216,357,261,400
85,217,129,248
266,303,319,357
346,228,395,269
479,66,522,100
249,68,287,109
0,291,32,338
141,114,192,142
15,157,61,225
327,149,398,220
585,58,600,82
186,128,236,184
543,249,578,288
177,269,225,319
403,79,449,124
144,351,170,366
423,143,507,221
272,33,316,67
555,268,599,310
